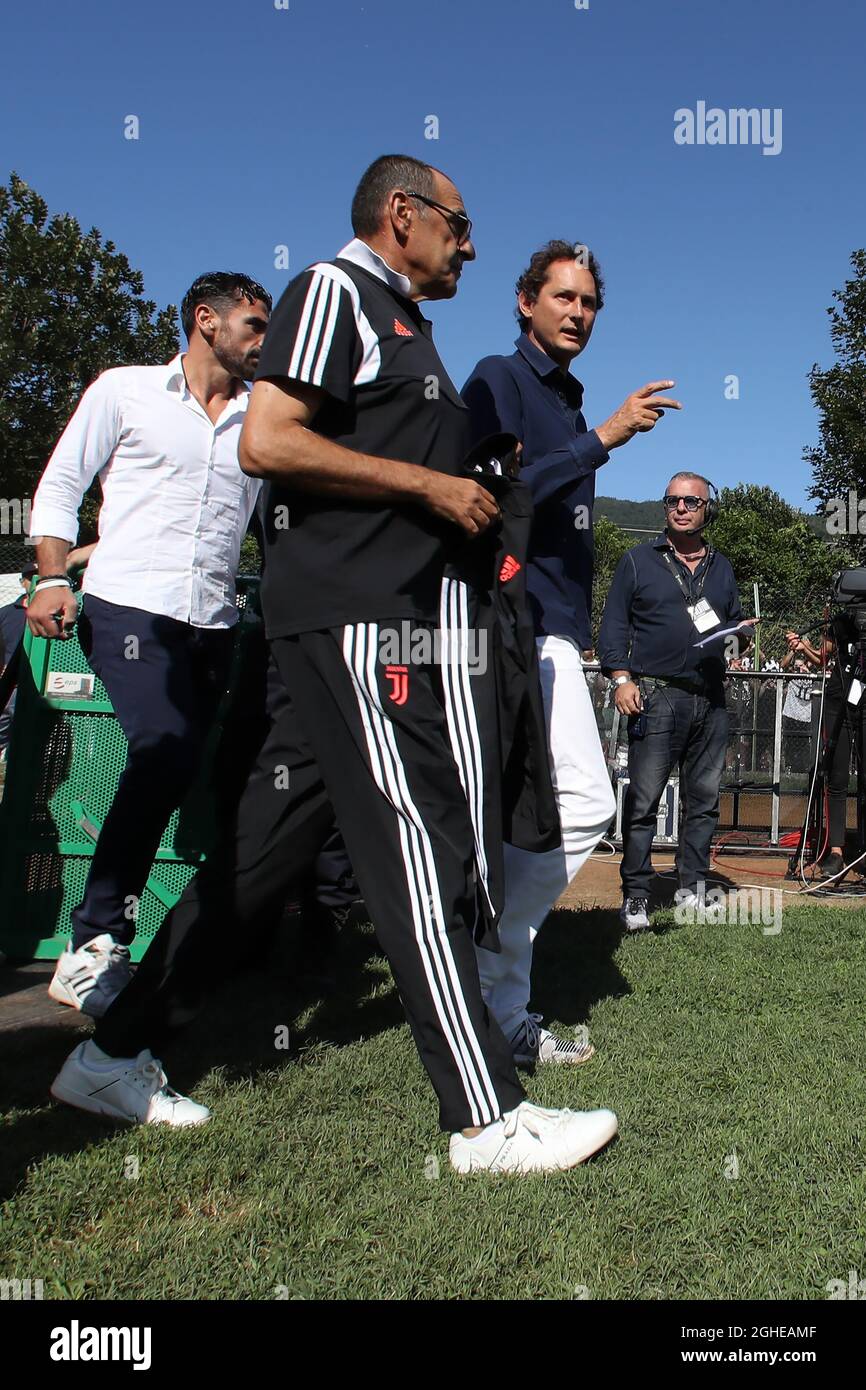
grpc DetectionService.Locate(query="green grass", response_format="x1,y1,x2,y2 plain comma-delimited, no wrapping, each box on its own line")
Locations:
2,904,865,1300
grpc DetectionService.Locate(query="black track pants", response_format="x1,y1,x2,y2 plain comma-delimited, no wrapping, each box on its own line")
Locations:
96,623,524,1132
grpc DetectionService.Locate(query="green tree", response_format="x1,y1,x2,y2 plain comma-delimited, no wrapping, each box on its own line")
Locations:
707,483,851,657
804,248,866,557
591,514,633,646
0,172,178,538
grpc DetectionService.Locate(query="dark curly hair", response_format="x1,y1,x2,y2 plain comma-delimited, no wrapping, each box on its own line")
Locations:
515,239,605,332
181,273,272,341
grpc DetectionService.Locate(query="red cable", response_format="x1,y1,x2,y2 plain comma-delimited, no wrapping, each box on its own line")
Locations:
710,830,815,880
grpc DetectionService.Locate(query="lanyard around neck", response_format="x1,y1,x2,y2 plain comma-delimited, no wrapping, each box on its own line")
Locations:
661,545,711,607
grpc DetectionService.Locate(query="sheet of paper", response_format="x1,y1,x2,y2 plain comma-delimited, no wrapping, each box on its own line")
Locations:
692,623,750,649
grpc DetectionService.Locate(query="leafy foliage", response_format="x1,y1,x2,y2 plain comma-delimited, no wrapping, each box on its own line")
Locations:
804,249,866,558
591,488,853,660
591,514,633,646
707,483,851,635
0,172,178,538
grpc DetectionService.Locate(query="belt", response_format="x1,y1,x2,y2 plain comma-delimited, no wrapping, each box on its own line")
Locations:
643,674,709,696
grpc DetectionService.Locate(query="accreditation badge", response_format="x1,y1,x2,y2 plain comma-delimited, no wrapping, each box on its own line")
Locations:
687,598,720,634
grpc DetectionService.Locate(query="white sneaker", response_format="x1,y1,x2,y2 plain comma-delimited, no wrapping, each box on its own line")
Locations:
619,896,650,932
449,1100,618,1174
50,1040,211,1127
511,1013,595,1066
48,933,132,1017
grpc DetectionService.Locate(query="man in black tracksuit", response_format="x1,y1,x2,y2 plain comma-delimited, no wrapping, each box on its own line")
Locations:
51,156,617,1174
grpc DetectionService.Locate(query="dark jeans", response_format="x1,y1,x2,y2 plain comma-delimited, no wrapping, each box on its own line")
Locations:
71,594,233,949
621,683,728,898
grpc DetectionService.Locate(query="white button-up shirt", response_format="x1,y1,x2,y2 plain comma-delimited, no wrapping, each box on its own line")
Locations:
29,355,261,628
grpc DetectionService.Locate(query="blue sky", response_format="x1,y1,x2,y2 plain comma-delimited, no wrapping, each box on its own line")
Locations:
1,0,864,509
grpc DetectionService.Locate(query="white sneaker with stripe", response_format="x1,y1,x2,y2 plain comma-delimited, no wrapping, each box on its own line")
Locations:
449,1100,617,1174
51,1040,211,1127
48,933,131,1017
511,1013,595,1066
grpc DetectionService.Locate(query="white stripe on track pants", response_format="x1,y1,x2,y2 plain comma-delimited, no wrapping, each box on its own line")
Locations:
96,623,524,1133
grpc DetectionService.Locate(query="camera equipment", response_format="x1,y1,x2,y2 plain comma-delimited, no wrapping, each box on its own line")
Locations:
832,568,866,636
789,576,866,885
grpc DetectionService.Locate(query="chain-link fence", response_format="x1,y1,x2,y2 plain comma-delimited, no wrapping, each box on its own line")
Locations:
585,667,860,848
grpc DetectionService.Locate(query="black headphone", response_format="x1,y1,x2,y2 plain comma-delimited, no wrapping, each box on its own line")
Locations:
663,479,719,530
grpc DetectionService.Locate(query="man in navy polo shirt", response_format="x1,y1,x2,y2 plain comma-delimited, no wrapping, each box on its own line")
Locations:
600,473,755,929
462,239,681,1064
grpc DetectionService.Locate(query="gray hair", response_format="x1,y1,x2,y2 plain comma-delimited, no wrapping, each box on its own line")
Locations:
666,471,711,494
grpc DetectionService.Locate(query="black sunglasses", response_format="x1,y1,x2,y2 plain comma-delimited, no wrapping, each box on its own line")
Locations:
663,494,707,512
405,191,472,246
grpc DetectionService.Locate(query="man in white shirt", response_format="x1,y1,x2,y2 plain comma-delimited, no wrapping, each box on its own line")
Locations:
27,272,272,1016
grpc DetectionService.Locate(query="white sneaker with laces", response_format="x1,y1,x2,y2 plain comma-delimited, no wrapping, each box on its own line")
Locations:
511,1013,595,1066
449,1100,618,1174
48,933,132,1017
619,896,650,932
50,1040,211,1127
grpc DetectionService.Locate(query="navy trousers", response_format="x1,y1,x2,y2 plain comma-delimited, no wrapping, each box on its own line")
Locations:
71,594,233,948
621,682,729,898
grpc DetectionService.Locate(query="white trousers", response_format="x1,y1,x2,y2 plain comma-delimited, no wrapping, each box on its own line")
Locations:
477,635,616,1040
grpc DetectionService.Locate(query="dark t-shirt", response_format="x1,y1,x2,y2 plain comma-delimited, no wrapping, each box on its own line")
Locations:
254,248,472,637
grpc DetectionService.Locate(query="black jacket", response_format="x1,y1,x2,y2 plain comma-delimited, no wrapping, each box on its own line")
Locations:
443,433,560,949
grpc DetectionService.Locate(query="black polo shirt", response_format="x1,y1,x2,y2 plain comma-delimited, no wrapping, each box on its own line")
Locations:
254,238,470,637
462,335,609,648
598,532,744,690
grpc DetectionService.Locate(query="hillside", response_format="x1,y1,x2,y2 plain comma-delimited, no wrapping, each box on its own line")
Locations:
596,495,827,537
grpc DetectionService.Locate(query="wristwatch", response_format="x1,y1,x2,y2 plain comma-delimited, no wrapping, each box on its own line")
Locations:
613,675,632,687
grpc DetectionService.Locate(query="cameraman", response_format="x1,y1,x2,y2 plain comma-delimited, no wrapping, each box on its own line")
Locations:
784,627,859,880
599,472,756,930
